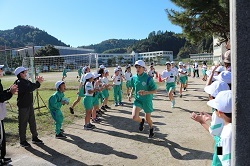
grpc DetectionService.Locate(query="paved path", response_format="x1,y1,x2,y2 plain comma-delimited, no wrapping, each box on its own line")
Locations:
6,77,213,166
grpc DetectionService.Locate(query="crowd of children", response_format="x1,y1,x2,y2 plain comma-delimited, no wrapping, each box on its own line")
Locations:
0,51,232,165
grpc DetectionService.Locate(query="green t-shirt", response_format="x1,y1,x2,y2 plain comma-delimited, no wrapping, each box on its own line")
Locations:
130,72,157,101
48,91,64,111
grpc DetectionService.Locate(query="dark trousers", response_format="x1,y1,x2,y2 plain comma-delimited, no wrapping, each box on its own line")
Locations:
18,106,38,143
193,69,199,77
0,120,6,159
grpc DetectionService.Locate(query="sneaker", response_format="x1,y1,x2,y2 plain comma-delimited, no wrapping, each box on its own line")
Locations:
139,118,145,131
101,106,107,111
32,137,43,144
149,128,155,138
171,99,175,108
183,87,186,91
84,123,95,130
20,141,31,147
69,107,74,114
105,105,111,109
0,158,12,164
173,91,176,95
92,118,101,123
115,103,119,106
119,102,124,106
180,94,182,98
56,132,67,139
60,129,65,133
89,123,96,128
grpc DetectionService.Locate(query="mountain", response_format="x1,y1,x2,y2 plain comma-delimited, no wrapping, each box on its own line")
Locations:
78,39,138,53
0,25,69,48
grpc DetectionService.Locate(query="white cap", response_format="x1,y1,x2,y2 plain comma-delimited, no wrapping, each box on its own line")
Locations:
114,68,119,73
55,81,64,89
171,61,175,64
178,62,183,66
165,61,171,65
84,73,94,80
104,69,109,73
14,67,28,76
215,66,224,72
118,66,121,69
207,90,232,113
99,65,105,69
135,60,146,68
214,71,231,84
0,65,4,69
183,64,186,67
92,72,101,79
204,81,230,97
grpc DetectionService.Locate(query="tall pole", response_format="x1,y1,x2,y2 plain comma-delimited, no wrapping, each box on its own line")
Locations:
231,0,250,165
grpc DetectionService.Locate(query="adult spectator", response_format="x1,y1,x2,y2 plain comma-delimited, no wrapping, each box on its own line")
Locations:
0,65,18,165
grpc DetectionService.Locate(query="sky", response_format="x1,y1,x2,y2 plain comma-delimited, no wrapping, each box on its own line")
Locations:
0,0,182,47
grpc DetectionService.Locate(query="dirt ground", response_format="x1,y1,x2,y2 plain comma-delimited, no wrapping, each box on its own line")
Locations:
5,66,214,166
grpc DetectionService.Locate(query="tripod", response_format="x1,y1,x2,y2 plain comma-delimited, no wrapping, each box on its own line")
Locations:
33,89,48,112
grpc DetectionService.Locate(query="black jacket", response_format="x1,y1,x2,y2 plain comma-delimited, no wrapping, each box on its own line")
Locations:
14,78,40,108
0,79,13,103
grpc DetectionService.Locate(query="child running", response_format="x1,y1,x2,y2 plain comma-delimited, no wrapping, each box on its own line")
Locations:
177,62,187,98
124,65,133,97
112,68,123,106
48,81,68,138
161,61,176,108
82,73,98,130
128,60,157,138
62,67,67,81
69,66,90,114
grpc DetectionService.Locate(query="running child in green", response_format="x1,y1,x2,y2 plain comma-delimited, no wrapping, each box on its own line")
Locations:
48,81,68,139
62,67,67,81
129,60,157,138
124,65,133,97
177,62,187,98
161,61,176,108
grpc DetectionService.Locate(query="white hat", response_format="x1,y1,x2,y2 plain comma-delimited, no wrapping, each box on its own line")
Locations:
14,67,28,76
178,62,183,66
214,71,231,84
204,81,230,97
165,61,171,65
0,65,4,69
114,68,119,73
104,69,109,73
207,90,232,113
92,72,101,79
215,66,224,72
84,73,94,80
171,61,175,64
55,81,64,89
183,64,186,67
118,66,121,69
135,60,146,68
99,65,105,69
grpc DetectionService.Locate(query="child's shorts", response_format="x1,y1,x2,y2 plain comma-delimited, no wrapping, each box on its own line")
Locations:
180,76,187,84
102,89,109,98
133,99,153,113
83,96,93,111
166,82,176,93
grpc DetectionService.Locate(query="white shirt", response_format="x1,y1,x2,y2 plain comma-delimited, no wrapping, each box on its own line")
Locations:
124,72,132,81
84,82,94,96
209,111,224,136
101,77,109,85
171,67,178,76
202,65,207,70
113,75,121,85
178,68,187,77
148,69,155,77
161,69,175,83
217,123,232,166
80,74,85,83
194,62,198,70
